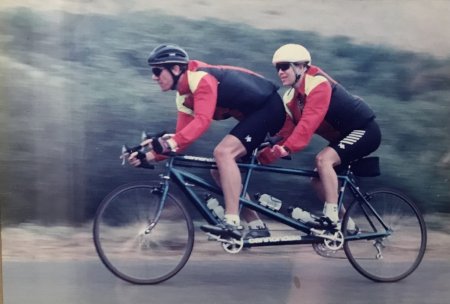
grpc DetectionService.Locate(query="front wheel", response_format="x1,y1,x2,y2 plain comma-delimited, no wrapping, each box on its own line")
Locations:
93,182,194,284
342,188,427,282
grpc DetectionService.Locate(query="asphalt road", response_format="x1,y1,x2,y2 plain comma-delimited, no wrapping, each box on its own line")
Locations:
3,250,449,304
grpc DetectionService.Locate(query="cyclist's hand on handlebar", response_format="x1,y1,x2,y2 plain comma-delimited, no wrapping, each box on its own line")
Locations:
257,145,289,165
152,136,178,154
127,150,156,167
273,145,289,157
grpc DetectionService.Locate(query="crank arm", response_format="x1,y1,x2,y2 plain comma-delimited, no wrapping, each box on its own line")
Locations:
206,233,241,245
311,229,341,241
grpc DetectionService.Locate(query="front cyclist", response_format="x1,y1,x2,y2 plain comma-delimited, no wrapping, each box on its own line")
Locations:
127,44,285,239
259,44,382,226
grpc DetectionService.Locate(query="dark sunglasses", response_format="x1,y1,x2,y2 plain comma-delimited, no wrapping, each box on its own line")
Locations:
275,63,291,72
152,67,164,77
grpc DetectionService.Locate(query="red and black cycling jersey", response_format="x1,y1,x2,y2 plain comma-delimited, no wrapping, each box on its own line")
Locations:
172,60,279,150
278,65,376,153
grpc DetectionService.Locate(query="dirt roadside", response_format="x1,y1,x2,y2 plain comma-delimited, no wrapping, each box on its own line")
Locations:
1,214,449,262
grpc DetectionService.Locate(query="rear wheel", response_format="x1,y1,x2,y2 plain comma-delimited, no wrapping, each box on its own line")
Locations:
93,182,194,284
342,189,427,282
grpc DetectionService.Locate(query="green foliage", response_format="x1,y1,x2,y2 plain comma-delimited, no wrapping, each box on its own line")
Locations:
1,8,449,224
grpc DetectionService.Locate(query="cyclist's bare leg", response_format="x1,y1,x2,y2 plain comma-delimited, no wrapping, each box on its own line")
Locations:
210,169,262,223
213,135,247,224
314,147,341,221
312,174,347,217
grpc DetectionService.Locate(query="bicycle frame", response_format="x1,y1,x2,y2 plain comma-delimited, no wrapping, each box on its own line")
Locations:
154,150,390,248
96,141,426,284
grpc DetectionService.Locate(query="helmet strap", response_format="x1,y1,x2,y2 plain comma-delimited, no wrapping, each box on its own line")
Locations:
168,65,187,90
291,63,308,88
291,63,301,87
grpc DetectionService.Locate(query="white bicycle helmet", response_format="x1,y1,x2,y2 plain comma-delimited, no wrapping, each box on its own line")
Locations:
272,44,311,65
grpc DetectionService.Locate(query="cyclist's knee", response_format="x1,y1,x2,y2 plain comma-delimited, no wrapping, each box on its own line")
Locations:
213,145,229,161
315,154,334,170
214,141,245,161
315,148,340,170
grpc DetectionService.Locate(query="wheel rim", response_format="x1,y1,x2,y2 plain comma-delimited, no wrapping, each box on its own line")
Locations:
343,189,427,282
93,184,194,284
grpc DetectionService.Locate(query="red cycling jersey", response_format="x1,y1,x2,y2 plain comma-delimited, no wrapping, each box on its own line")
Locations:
277,65,375,153
172,60,279,150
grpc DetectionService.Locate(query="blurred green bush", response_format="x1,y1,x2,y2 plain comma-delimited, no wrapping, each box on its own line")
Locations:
0,8,448,224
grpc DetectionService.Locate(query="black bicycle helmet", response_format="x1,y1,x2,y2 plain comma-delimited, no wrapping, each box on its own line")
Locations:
147,44,189,66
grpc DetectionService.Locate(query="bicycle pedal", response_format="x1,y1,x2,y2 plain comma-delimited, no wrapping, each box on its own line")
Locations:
201,223,243,240
313,217,340,231
315,216,334,225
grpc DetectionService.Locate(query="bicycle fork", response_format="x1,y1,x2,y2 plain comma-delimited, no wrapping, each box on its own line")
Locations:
140,184,168,235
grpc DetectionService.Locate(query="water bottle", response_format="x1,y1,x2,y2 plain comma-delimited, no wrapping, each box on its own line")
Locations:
291,207,316,223
205,194,225,220
257,193,282,211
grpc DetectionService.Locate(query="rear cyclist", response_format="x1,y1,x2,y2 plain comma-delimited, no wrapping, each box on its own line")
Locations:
127,44,285,239
259,43,382,226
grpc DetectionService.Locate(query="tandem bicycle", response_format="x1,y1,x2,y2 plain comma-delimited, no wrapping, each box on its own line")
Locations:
93,134,427,284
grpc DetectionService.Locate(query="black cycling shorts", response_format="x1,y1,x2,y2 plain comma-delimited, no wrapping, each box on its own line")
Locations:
229,92,285,154
330,119,382,165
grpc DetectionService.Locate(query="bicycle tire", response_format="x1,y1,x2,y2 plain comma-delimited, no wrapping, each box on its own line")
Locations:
93,182,195,284
342,188,427,282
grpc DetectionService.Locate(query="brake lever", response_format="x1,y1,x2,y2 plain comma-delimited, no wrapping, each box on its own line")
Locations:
121,145,128,166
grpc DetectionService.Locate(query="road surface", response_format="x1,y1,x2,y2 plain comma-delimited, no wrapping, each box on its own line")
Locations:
3,248,449,304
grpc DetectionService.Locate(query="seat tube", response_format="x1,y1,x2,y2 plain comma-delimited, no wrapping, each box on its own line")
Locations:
239,164,254,211
240,149,258,198
337,175,349,213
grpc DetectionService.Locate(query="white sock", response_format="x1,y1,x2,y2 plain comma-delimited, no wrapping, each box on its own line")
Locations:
323,202,339,222
224,214,240,226
247,219,265,229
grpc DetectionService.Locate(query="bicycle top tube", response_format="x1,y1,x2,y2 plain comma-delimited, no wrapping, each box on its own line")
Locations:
139,138,379,181
165,152,323,182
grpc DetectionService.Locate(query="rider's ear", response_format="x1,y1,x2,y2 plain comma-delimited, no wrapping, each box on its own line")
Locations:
171,65,182,76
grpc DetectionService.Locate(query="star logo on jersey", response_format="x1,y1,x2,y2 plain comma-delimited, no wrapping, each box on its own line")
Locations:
245,135,252,143
339,143,346,149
